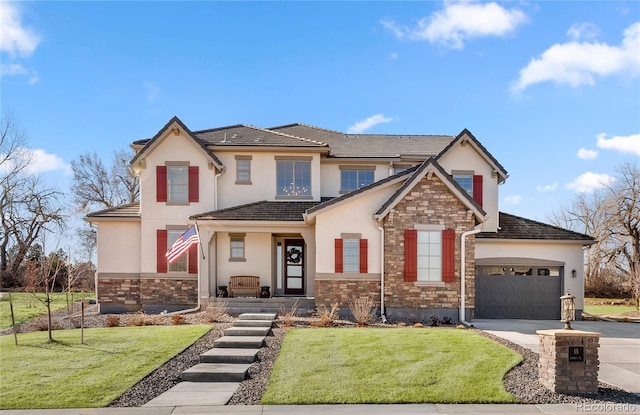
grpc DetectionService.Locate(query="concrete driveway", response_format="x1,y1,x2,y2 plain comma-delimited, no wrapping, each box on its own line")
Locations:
471,319,640,395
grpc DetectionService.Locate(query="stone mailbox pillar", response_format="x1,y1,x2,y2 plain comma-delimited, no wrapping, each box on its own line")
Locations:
537,329,600,394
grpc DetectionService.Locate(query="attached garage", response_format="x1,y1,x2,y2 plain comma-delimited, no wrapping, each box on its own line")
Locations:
475,259,564,319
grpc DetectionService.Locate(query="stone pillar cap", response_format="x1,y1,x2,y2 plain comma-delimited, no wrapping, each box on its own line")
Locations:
536,329,601,336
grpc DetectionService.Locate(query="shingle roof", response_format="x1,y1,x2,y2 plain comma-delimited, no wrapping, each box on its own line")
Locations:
86,202,141,220
477,212,595,243
191,201,322,222
271,123,454,158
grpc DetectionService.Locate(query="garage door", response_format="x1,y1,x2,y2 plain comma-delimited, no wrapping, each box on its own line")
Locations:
475,265,562,319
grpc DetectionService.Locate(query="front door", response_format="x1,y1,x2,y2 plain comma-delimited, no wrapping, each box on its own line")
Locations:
284,239,304,295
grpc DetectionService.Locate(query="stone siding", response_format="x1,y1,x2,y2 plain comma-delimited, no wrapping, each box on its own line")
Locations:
382,174,476,314
315,278,381,310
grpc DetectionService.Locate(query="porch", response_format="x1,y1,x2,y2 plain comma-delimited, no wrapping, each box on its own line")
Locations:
208,297,316,316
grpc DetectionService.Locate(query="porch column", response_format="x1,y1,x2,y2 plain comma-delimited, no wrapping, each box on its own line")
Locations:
300,229,316,298
198,228,212,307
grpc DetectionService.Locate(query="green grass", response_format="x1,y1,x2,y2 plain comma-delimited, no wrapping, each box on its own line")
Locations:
0,325,211,409
262,327,522,404
0,292,94,329
584,304,638,316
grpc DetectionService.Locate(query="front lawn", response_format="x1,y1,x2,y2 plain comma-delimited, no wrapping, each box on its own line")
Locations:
0,292,94,329
0,325,211,409
262,327,522,404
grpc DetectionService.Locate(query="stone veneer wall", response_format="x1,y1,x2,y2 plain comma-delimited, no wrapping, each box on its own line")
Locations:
315,278,381,312
98,275,197,313
383,174,476,317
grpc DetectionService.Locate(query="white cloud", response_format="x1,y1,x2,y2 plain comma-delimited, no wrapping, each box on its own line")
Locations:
0,2,40,57
513,22,640,92
347,114,394,134
382,1,527,49
566,172,615,193
0,62,27,76
504,195,522,204
577,148,598,160
596,132,640,156
567,23,599,41
0,147,71,176
536,183,558,192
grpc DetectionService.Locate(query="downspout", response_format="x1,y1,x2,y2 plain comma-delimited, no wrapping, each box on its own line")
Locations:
376,220,388,323
214,167,226,211
460,224,483,325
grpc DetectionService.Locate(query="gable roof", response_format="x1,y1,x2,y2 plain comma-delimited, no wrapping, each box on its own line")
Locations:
85,202,140,222
477,212,595,243
374,158,486,222
271,123,455,158
130,116,224,170
191,200,321,222
437,128,508,183
195,124,329,149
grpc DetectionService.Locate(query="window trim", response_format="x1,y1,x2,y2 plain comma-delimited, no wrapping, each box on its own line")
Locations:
229,233,246,262
235,155,252,185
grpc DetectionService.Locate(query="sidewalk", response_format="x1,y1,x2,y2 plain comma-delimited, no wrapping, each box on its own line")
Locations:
2,403,640,415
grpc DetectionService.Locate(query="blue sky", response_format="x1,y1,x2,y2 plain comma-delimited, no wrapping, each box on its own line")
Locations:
2,0,639,225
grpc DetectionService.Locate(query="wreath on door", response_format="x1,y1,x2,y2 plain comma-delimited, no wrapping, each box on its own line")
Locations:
287,247,302,264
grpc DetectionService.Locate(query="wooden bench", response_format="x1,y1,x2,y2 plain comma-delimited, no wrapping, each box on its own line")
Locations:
228,276,260,298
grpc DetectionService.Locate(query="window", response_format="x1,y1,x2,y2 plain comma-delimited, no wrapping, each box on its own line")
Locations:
342,239,360,273
276,158,311,198
340,166,374,193
168,229,188,272
453,174,473,196
417,231,442,281
334,237,368,273
156,164,199,204
452,171,483,206
230,234,245,261
236,156,252,184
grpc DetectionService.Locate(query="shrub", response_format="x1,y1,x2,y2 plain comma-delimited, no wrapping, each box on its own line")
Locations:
170,315,186,325
206,299,229,322
126,313,146,327
105,315,120,328
429,315,440,327
312,303,339,327
279,299,299,327
347,297,376,326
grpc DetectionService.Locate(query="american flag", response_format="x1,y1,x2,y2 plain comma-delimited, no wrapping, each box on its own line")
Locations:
166,226,200,264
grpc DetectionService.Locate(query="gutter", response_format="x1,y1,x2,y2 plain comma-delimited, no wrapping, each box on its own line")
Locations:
460,224,483,325
376,220,388,323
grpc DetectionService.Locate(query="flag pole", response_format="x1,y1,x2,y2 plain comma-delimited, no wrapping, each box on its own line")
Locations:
195,222,205,260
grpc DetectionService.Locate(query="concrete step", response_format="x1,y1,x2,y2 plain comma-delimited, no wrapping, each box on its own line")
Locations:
213,335,265,349
238,313,277,321
232,319,273,328
223,326,271,337
181,363,250,382
200,348,259,364
144,381,240,406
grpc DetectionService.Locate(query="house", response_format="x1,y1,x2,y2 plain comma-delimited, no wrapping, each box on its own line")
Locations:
86,116,594,321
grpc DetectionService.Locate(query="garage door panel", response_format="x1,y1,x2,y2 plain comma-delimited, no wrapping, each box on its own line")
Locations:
476,274,561,319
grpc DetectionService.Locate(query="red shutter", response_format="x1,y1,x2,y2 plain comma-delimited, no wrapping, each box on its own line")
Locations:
334,239,343,273
156,166,167,202
188,243,198,274
473,175,483,207
359,239,368,273
188,166,199,203
442,229,455,282
404,229,417,282
157,229,168,273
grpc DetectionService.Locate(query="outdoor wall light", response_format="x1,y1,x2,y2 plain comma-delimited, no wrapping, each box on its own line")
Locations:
571,269,577,278
560,292,576,330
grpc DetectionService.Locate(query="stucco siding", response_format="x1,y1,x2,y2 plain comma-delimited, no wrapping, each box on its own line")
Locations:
320,162,391,199
216,232,273,289
96,222,141,273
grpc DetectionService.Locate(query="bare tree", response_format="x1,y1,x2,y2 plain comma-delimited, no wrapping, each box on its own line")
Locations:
0,110,65,288
70,149,139,213
550,161,640,305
